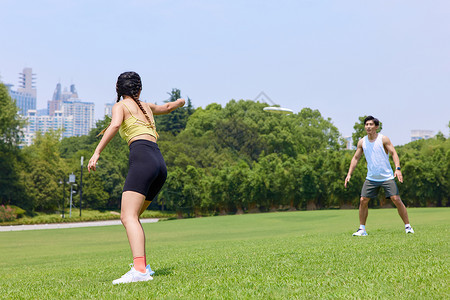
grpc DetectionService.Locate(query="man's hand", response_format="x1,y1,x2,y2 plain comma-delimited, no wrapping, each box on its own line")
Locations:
344,174,351,188
394,169,403,183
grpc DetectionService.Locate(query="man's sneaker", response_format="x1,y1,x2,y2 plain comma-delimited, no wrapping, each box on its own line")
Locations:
352,228,368,236
146,264,155,276
405,226,415,234
112,264,153,285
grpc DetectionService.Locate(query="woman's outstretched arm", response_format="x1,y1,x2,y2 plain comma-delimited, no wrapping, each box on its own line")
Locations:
148,98,185,115
88,103,124,172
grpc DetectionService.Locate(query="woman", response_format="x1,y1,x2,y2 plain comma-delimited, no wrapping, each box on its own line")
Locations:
88,72,185,284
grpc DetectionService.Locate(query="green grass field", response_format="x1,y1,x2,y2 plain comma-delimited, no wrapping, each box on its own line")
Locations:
0,208,448,299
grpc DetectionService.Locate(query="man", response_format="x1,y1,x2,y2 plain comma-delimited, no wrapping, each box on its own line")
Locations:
345,116,414,236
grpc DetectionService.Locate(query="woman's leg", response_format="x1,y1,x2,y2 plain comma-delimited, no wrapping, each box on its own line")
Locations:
139,200,152,216
121,191,147,272
139,158,168,217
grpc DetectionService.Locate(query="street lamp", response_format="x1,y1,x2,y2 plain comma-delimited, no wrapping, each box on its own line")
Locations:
80,156,83,217
59,178,66,218
69,173,76,217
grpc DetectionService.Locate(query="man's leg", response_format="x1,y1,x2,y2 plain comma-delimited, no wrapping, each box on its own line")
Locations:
390,195,410,224
359,197,370,225
384,179,413,232
353,196,370,236
353,180,377,236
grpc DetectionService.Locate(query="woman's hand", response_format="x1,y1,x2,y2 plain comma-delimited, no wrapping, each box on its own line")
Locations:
87,152,100,172
177,98,185,107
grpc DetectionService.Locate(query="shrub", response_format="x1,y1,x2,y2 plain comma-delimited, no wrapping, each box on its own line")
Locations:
0,205,17,222
9,205,26,218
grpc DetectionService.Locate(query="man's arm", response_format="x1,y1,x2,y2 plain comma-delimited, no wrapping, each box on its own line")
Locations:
345,139,363,188
382,135,403,183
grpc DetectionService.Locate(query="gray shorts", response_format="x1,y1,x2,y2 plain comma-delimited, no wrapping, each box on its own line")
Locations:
361,179,399,199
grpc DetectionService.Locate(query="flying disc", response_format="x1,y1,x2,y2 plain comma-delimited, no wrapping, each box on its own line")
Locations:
263,106,294,114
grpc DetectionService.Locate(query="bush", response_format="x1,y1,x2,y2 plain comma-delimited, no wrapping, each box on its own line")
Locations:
9,205,26,218
0,205,17,222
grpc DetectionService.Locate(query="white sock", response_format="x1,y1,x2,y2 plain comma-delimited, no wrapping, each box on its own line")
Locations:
359,225,366,230
405,223,411,228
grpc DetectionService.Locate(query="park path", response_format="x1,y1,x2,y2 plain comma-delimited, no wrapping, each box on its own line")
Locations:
0,218,159,232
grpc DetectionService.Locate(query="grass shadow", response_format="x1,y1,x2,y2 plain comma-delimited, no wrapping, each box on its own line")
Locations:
154,267,174,276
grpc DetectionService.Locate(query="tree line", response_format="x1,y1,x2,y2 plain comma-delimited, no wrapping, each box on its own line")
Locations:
0,83,448,217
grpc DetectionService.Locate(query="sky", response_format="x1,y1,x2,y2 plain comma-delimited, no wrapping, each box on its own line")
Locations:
1,0,449,145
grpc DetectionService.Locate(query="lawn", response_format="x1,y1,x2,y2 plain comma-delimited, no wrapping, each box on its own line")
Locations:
0,208,448,299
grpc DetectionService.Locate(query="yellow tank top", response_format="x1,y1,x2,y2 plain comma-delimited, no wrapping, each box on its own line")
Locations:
119,102,159,143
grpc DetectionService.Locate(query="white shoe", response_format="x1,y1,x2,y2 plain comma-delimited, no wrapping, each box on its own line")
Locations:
352,228,368,236
405,226,415,234
112,265,153,285
146,264,155,276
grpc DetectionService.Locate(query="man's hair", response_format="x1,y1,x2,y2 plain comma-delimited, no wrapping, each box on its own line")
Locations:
364,115,380,126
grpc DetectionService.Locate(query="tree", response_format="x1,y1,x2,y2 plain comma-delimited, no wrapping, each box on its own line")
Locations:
160,167,187,218
293,108,342,153
22,130,69,212
0,150,29,210
398,136,449,207
215,117,263,161
154,89,195,135
224,161,252,214
182,165,205,217
82,171,109,209
0,84,28,208
0,83,25,148
253,154,287,211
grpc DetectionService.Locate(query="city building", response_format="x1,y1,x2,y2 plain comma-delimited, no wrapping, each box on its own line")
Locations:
5,68,96,145
22,110,74,146
6,67,37,115
104,101,114,117
48,82,95,137
411,130,434,142
37,108,48,116
343,136,356,150
48,83,79,115
61,99,95,136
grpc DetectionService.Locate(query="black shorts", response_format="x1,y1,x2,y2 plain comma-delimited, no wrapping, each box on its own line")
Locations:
361,179,399,199
123,140,167,201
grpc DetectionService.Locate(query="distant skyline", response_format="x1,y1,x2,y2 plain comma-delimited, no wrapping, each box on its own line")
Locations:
1,0,449,145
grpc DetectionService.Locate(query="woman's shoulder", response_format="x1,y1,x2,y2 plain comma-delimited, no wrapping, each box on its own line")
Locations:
112,101,124,111
140,100,156,110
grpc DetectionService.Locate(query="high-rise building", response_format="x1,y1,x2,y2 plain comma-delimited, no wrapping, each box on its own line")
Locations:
52,83,62,101
62,99,95,136
22,109,74,146
411,130,434,142
48,83,79,115
6,72,96,145
104,101,115,117
7,67,37,115
343,136,356,150
48,82,95,137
